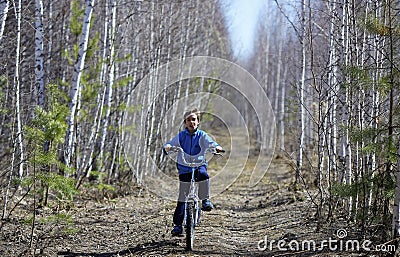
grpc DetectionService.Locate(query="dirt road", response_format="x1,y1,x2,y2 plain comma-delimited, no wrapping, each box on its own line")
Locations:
2,156,348,257
52,157,321,257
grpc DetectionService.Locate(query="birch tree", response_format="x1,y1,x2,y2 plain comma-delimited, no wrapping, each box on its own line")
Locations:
35,0,45,108
296,0,307,183
65,0,95,169
45,0,53,84
0,0,8,44
14,0,24,178
274,15,284,151
98,0,116,174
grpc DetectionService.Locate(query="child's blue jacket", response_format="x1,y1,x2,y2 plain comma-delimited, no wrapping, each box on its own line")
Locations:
165,128,220,174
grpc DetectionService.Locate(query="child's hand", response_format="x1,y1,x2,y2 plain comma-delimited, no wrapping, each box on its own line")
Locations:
164,144,172,153
216,146,225,153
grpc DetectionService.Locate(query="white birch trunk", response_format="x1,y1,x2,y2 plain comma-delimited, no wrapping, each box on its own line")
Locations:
185,0,199,106
35,0,45,108
364,0,374,213
65,0,95,168
144,0,156,174
77,0,110,178
131,1,143,183
341,0,353,215
98,0,116,174
0,0,8,44
131,50,141,183
199,0,212,91
45,0,53,84
156,1,174,168
263,27,270,93
355,0,370,220
317,91,327,209
79,86,105,181
171,2,190,127
279,62,287,152
151,2,168,172
296,0,306,182
99,0,109,88
329,0,338,184
275,15,283,151
345,1,352,213
109,63,123,180
14,0,24,178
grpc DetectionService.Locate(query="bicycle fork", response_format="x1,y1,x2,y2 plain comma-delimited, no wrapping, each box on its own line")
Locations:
183,198,201,226
184,170,201,227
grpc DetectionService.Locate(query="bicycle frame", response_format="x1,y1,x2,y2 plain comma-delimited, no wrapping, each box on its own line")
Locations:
184,166,201,227
181,152,207,228
183,166,201,250
168,146,219,250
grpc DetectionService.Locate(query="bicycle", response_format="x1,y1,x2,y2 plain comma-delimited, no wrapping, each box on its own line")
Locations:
167,145,224,251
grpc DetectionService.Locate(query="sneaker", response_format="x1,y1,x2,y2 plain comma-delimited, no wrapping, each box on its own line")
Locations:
202,199,214,211
171,225,183,236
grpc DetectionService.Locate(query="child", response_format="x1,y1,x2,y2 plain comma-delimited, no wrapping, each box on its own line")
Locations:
164,108,224,236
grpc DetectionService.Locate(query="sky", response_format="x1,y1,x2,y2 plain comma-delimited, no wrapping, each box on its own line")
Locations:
219,0,266,62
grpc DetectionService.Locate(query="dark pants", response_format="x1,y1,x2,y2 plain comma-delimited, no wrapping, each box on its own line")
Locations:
173,167,210,226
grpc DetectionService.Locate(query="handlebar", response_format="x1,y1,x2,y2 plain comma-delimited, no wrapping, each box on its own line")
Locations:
166,146,225,167
168,146,225,154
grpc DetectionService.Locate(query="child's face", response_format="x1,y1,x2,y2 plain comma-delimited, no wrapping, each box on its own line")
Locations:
185,113,199,133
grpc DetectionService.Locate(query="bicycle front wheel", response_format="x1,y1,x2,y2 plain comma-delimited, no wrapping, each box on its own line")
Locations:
185,202,195,251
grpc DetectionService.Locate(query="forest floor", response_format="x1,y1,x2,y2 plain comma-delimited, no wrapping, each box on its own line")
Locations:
1,154,393,257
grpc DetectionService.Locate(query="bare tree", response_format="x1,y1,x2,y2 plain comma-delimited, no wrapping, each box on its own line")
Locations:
64,0,95,169
98,0,116,174
296,0,307,183
14,0,24,178
0,0,8,44
35,0,45,108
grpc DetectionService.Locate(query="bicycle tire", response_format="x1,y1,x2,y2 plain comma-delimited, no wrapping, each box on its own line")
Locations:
185,202,195,251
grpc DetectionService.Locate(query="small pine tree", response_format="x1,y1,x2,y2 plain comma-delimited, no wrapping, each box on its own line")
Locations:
25,84,78,209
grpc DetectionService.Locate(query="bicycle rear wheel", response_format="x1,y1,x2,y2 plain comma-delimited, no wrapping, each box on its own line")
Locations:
185,202,195,251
